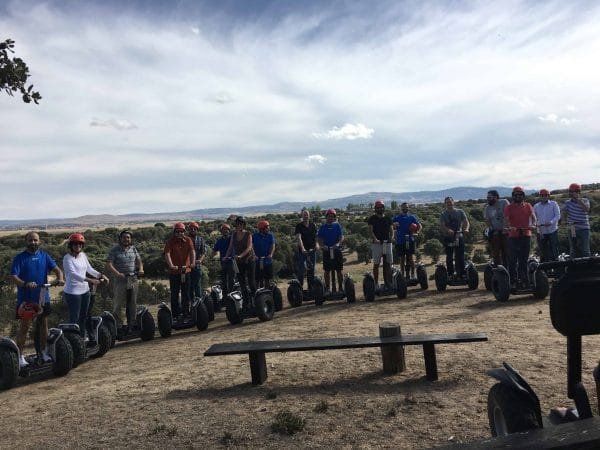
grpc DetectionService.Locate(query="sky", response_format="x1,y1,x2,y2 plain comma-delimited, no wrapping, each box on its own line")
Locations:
2,0,600,219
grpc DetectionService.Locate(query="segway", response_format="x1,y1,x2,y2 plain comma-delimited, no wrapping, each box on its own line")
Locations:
257,256,283,312
224,284,275,325
490,257,549,302
100,272,155,345
311,246,355,305
287,249,317,307
434,261,479,291
209,284,224,312
0,283,74,391
156,266,210,338
364,265,407,301
486,256,600,437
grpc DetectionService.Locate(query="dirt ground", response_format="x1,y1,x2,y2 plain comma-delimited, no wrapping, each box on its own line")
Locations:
3,257,600,450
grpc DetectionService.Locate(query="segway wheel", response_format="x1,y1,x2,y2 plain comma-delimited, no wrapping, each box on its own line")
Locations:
210,289,222,312
491,269,510,302
139,311,156,341
225,300,243,325
395,271,407,299
532,270,549,300
255,291,274,322
416,265,428,290
287,282,303,308
157,307,172,338
105,318,117,348
52,336,74,377
272,286,283,312
194,301,209,331
63,332,86,368
363,275,376,302
0,347,18,390
90,324,111,358
203,295,215,322
434,266,448,292
344,277,356,303
484,264,493,291
312,277,325,306
487,382,542,437
467,265,479,290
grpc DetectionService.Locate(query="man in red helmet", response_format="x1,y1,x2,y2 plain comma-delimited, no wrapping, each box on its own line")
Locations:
393,202,422,279
253,220,276,288
503,187,536,288
187,222,206,299
317,208,344,293
164,222,195,318
10,231,65,368
533,189,560,262
561,183,591,257
368,200,393,287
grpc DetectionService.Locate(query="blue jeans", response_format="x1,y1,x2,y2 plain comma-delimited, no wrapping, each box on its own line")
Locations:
509,237,531,284
296,251,316,289
64,291,90,337
569,228,591,257
538,231,559,262
189,266,203,299
169,273,190,316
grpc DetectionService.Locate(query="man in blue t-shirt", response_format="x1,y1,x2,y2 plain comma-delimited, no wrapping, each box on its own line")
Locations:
10,231,65,368
253,220,276,287
212,223,233,296
317,208,344,293
393,203,422,279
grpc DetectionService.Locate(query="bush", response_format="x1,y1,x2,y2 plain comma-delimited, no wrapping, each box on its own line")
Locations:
271,410,306,435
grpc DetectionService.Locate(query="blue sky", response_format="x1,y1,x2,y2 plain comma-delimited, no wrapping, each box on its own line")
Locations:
2,0,600,219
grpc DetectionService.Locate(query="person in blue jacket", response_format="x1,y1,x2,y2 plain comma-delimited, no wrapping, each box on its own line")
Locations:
317,209,344,293
253,220,276,288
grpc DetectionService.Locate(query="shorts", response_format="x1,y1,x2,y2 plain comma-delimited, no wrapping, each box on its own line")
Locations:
255,263,273,282
371,242,393,263
323,247,343,271
15,302,52,320
396,241,415,256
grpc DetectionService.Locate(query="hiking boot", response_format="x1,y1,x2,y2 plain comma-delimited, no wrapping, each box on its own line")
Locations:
19,355,29,368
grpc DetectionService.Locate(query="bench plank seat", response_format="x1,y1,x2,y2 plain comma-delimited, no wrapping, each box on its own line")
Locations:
204,332,487,385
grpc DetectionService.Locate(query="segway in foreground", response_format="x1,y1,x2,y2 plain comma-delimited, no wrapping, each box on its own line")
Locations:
100,272,155,346
490,257,549,302
225,284,276,325
486,256,600,437
0,283,74,391
363,264,409,301
256,256,283,312
309,246,355,305
287,249,318,307
156,266,210,338
434,231,479,291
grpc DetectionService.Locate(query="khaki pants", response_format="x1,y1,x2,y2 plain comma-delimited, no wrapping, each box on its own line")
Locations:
112,277,139,327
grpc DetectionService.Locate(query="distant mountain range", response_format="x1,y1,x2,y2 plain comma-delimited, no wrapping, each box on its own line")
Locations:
0,186,523,229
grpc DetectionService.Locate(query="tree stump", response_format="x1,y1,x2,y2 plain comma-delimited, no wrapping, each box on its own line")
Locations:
379,322,405,374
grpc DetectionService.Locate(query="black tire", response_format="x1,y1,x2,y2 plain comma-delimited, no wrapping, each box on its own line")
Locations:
363,276,376,302
484,264,493,291
102,316,117,348
487,382,543,437
139,311,156,341
434,266,447,292
287,283,303,307
225,300,243,325
395,272,408,299
90,324,111,358
491,270,511,302
194,301,209,331
416,265,428,290
344,278,356,303
210,289,222,312
52,336,74,377
467,265,479,290
312,277,325,306
532,270,549,299
255,291,274,321
63,332,86,368
204,295,215,322
0,348,18,390
272,286,283,312
157,307,172,338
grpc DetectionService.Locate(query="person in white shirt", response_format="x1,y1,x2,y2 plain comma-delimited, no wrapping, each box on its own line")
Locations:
533,189,560,262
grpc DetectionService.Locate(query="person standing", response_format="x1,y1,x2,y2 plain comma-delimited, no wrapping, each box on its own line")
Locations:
503,186,536,289
63,233,109,339
164,223,195,318
253,220,276,288
317,208,344,293
533,189,560,262
226,216,256,297
483,190,510,267
187,222,206,299
106,230,144,330
367,200,393,287
440,197,470,279
10,231,65,367
562,182,591,257
393,202,422,279
294,209,319,290
212,223,233,297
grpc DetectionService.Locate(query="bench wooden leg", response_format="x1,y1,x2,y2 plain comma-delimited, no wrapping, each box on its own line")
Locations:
249,351,267,385
423,343,438,381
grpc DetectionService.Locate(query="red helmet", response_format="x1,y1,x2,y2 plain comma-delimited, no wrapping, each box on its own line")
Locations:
374,200,384,208
409,223,419,233
189,222,200,230
68,233,85,244
569,183,581,192
325,208,336,217
173,222,186,231
257,220,270,231
539,188,550,196
17,302,40,321
220,223,231,231
512,186,525,195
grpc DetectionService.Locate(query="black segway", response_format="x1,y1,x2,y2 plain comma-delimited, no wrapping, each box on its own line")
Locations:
490,257,549,302
311,246,356,306
486,256,600,437
0,283,74,391
156,266,210,338
363,265,408,301
287,249,317,307
100,272,155,345
434,231,479,291
256,257,283,312
224,284,275,325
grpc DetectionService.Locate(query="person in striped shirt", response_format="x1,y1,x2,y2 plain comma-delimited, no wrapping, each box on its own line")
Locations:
561,183,591,257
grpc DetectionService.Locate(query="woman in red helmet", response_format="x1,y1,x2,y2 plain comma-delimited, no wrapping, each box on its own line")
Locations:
561,183,591,257
63,233,109,340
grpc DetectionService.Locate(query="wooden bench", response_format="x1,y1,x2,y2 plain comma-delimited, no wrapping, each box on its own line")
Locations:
203,332,488,385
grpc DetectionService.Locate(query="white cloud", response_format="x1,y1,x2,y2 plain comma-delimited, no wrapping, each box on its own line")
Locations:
90,118,138,131
305,154,327,165
312,123,374,140
538,113,579,125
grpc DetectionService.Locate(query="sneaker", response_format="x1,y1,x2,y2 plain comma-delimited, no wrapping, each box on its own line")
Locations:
19,355,29,368
41,350,53,363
